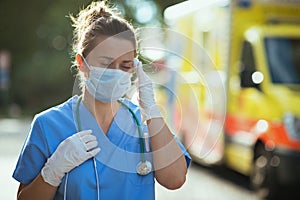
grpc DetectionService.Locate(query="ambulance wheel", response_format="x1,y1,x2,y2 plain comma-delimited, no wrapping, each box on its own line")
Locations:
250,143,278,200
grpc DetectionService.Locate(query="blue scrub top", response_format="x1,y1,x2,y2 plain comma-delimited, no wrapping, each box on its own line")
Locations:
13,95,191,200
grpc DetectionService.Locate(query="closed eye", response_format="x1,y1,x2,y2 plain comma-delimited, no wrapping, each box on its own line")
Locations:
121,65,131,69
120,61,134,72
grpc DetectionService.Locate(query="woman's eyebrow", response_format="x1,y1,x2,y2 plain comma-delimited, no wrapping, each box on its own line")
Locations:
97,56,133,63
98,56,114,61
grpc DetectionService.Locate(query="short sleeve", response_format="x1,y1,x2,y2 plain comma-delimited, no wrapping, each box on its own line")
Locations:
12,116,49,184
142,125,191,168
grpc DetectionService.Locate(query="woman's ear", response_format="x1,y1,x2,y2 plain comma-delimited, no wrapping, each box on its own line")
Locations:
76,54,87,72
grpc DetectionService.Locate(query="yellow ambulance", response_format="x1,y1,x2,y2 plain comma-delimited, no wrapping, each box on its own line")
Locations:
155,0,300,199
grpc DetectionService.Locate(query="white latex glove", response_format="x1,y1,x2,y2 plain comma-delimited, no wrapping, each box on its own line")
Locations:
134,58,162,121
41,130,100,187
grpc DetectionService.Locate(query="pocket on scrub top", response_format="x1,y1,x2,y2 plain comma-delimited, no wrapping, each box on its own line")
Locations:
125,142,154,186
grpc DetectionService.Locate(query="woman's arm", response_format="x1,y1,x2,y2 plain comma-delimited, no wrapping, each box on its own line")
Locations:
17,174,57,200
134,59,188,189
16,130,100,199
148,118,187,190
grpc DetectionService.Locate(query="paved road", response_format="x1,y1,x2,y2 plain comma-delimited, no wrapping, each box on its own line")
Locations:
0,118,259,200
0,118,32,200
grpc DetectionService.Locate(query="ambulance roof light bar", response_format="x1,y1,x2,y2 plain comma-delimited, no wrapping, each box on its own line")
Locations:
164,0,229,24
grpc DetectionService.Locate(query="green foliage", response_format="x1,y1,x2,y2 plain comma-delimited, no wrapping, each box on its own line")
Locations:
0,0,88,115
0,0,184,116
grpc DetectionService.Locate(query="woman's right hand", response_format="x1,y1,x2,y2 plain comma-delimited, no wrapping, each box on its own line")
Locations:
133,58,162,121
41,130,100,187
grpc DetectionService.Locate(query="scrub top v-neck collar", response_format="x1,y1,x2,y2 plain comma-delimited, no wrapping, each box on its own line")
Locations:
74,96,142,173
76,96,125,143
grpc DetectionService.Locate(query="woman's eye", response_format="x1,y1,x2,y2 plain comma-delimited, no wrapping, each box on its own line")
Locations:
121,65,133,71
121,65,130,69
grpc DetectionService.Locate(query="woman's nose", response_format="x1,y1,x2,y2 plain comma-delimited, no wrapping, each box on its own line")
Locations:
109,61,119,69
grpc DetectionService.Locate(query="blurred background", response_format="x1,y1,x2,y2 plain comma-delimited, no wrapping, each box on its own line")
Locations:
2,0,300,199
0,0,184,117
0,0,187,199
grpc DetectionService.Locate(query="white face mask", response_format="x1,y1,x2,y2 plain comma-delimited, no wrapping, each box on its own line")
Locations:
82,57,132,102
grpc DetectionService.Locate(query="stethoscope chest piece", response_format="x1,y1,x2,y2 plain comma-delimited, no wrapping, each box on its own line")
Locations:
136,161,152,176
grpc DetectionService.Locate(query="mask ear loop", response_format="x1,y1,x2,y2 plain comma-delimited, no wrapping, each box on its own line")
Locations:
82,56,92,70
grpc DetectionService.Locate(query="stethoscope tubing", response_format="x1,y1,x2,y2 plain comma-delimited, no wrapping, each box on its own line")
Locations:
75,96,151,167
63,96,151,199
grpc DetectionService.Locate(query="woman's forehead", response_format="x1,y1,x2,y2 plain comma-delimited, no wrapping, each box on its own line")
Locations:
87,36,135,60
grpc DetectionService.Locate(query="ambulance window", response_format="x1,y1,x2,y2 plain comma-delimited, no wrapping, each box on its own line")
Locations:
265,37,300,84
240,41,260,89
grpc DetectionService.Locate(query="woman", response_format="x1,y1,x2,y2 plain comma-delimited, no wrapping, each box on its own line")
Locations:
13,1,191,199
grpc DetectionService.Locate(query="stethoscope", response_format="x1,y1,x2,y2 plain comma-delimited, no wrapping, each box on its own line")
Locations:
63,95,152,199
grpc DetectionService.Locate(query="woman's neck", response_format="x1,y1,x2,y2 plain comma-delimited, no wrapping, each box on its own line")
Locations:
81,90,120,123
